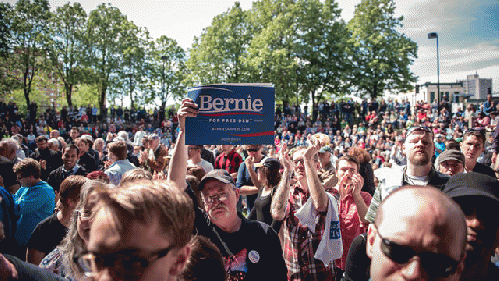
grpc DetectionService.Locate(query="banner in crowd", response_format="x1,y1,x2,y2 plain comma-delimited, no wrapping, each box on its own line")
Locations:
186,84,275,145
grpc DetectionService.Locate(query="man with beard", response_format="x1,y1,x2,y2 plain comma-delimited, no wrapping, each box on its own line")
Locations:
168,99,287,281
461,128,495,177
365,126,449,223
443,172,499,280
47,145,88,195
30,136,62,181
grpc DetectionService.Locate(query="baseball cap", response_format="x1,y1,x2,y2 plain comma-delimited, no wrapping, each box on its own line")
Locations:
254,158,281,170
443,172,499,206
198,169,236,191
436,149,465,166
319,145,333,153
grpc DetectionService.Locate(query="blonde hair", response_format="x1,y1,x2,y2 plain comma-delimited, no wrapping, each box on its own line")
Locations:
96,180,194,248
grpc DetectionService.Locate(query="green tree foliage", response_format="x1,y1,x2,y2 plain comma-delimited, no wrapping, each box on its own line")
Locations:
48,2,88,107
244,0,350,105
9,0,51,108
116,20,150,109
348,0,418,99
72,84,100,107
84,3,128,113
150,36,186,108
186,2,251,85
0,3,21,95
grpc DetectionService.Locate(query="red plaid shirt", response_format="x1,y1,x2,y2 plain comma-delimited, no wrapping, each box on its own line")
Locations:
282,183,335,281
214,150,243,175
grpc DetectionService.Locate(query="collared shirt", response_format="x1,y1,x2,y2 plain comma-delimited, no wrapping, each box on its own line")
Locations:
328,188,372,270
215,150,243,175
105,160,136,186
282,183,334,281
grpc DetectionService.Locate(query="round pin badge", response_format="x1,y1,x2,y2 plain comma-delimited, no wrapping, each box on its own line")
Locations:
248,250,260,264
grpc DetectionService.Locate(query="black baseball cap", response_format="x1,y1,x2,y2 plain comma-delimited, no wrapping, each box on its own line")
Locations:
443,172,499,206
254,157,281,170
198,169,236,191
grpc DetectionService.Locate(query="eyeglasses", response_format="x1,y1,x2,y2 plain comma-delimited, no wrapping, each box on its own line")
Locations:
373,225,460,278
407,126,433,137
247,148,258,152
465,127,485,136
74,246,174,280
293,158,305,165
202,192,229,205
76,209,93,221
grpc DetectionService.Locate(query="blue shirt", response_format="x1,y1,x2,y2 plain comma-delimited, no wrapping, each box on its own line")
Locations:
105,160,136,186
14,181,55,245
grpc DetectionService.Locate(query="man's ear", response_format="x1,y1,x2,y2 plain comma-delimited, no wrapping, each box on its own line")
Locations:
366,224,376,259
169,245,191,277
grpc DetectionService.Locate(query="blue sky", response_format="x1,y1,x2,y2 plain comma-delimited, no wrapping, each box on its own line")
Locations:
8,0,499,92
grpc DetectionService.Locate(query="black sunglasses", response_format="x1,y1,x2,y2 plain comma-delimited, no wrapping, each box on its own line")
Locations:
465,127,485,136
374,225,460,278
247,148,258,152
407,126,433,137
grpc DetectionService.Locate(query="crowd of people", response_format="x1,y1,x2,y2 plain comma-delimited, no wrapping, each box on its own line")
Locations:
0,94,498,280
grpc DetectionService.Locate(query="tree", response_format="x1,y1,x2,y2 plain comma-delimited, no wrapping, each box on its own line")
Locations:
151,36,186,108
186,2,252,86
84,3,127,114
245,0,351,105
48,2,88,107
9,0,51,109
348,0,417,99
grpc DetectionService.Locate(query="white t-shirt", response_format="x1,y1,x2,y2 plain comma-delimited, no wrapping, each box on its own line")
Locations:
187,159,214,173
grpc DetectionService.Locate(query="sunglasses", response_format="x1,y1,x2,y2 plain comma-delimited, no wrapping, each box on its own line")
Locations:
374,225,460,278
247,148,258,152
465,127,485,136
407,126,433,137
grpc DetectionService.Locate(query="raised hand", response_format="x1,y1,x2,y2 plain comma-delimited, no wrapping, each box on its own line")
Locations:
177,98,199,130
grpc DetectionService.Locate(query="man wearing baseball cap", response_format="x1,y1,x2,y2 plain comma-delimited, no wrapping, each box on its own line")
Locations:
443,172,499,280
168,99,287,281
436,149,465,176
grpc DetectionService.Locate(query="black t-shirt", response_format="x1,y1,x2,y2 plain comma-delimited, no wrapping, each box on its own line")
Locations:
186,186,287,281
253,191,274,227
473,162,496,178
26,213,67,254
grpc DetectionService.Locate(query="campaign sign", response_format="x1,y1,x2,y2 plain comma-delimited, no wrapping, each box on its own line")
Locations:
185,84,275,145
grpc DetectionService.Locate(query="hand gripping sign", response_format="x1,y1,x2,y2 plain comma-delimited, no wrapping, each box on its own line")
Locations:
185,84,275,145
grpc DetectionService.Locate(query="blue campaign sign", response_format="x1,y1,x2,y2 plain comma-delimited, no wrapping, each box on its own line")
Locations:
185,84,275,145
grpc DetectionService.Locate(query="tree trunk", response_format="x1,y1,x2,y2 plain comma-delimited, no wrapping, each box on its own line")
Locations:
99,84,107,118
65,83,73,107
23,68,31,109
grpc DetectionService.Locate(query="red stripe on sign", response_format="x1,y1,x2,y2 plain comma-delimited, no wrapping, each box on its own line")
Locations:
200,112,264,117
229,131,275,137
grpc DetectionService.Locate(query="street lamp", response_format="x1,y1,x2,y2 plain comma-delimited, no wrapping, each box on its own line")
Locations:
161,55,168,108
127,72,134,109
428,32,440,114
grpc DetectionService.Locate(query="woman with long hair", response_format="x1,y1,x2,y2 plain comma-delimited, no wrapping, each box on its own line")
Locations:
252,158,282,227
39,180,108,280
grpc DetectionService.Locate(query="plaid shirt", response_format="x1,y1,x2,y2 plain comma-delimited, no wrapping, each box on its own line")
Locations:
282,183,335,281
214,150,243,175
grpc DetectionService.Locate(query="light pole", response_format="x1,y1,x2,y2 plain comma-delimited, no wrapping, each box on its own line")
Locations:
161,55,168,109
127,72,134,109
428,32,440,115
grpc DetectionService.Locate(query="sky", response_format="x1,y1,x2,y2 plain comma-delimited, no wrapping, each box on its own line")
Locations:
6,0,499,94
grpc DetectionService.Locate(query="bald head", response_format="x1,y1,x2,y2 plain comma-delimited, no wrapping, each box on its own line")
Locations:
377,186,467,252
368,186,467,281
